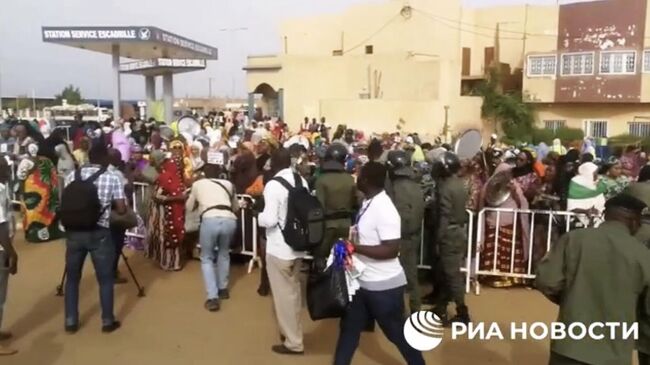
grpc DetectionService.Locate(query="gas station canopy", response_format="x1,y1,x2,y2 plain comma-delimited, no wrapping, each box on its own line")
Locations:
42,26,218,60
120,58,207,76
41,26,219,122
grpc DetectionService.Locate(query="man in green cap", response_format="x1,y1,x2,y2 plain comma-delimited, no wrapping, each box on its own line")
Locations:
536,194,650,365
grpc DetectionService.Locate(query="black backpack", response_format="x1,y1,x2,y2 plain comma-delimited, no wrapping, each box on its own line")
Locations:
60,167,107,231
273,173,325,252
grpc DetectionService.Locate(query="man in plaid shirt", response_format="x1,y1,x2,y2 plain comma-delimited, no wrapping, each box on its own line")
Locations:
63,143,127,334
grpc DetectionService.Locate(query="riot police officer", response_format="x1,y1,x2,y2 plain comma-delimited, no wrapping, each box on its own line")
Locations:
433,151,470,325
314,143,357,262
386,150,425,313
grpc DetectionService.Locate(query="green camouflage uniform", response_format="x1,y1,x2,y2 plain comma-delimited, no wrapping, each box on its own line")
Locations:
388,176,425,313
435,174,468,311
314,171,357,260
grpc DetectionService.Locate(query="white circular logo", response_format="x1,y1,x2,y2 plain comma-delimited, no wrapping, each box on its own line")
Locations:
403,311,444,351
139,28,151,40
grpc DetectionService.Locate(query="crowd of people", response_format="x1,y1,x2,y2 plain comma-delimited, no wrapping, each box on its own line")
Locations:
2,110,650,363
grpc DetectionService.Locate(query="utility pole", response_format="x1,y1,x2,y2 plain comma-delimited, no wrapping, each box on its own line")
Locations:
208,77,213,99
219,27,248,98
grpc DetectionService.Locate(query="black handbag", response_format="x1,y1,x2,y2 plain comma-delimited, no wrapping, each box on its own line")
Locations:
307,263,349,321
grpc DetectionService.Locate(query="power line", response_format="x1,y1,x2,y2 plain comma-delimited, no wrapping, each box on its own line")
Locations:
343,14,402,54
414,9,524,40
413,7,558,38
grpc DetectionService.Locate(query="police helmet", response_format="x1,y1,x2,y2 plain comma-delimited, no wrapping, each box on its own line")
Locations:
387,150,412,177
432,151,461,178
322,143,348,171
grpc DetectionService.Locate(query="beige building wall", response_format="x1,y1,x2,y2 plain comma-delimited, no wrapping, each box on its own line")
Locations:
535,104,650,137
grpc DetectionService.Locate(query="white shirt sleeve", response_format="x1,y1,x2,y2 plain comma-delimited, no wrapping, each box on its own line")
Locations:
258,181,280,228
377,200,401,241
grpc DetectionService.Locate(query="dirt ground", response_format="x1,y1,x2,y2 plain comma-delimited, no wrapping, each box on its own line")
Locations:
0,238,593,365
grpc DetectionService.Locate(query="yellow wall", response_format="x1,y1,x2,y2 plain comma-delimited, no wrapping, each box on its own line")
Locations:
535,104,650,136
319,97,483,139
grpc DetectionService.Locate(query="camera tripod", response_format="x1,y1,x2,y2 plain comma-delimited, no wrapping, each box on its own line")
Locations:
55,250,145,297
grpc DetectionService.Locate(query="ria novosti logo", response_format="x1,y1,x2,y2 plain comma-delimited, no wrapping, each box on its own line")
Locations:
404,310,639,352
403,311,444,351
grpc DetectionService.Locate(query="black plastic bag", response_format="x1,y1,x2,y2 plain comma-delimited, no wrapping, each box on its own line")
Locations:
307,264,349,320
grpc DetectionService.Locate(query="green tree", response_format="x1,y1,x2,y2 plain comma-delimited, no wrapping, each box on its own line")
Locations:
477,67,534,144
55,84,83,105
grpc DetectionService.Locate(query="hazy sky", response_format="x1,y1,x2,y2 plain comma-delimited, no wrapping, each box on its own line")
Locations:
0,0,567,101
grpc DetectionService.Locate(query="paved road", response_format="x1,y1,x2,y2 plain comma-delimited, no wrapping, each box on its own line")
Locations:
3,238,564,365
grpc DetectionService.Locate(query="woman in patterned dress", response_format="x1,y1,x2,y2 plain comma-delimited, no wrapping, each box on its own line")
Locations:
145,153,187,271
16,143,63,243
480,150,541,287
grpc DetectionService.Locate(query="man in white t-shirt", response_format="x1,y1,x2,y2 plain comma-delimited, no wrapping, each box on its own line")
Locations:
0,156,17,356
258,149,308,355
334,162,424,365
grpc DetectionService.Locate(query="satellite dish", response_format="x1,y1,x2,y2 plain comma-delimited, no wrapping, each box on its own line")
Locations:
485,170,512,207
454,129,483,160
178,115,201,139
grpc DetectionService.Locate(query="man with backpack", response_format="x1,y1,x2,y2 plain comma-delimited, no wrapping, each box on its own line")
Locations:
59,143,127,334
258,148,321,356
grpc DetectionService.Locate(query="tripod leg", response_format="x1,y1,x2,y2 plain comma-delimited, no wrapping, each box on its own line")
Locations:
120,251,145,297
56,269,66,297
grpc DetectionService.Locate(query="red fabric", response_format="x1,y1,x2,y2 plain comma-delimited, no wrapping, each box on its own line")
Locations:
157,159,185,248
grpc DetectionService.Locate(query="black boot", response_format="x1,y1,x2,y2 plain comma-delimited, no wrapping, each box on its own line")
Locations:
432,305,448,325
449,305,471,326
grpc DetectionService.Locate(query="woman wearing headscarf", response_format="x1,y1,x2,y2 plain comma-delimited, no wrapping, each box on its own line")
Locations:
567,162,606,228
111,120,131,164
479,151,540,287
145,152,187,271
16,144,63,243
169,138,192,185
597,157,630,201
511,150,542,202
620,145,643,179
550,138,567,156
189,141,205,173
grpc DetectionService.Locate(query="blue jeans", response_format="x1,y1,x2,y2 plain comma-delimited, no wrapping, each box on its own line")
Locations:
199,217,237,300
65,228,116,327
334,286,425,365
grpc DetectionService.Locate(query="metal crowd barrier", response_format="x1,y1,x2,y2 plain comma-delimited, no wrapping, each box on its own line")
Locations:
126,182,262,274
462,207,594,295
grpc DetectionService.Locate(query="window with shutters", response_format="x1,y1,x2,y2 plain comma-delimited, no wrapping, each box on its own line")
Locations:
527,55,556,77
643,50,650,73
584,120,608,138
544,120,566,132
600,51,636,75
561,52,595,76
629,122,650,137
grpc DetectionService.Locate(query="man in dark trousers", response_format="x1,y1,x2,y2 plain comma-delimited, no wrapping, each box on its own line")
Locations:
62,143,127,334
536,194,650,365
386,150,424,314
314,143,357,265
432,151,470,325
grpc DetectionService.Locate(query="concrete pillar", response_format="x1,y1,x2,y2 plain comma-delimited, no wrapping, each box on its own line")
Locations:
277,88,284,120
247,93,255,121
111,44,121,120
162,73,174,124
145,76,156,119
